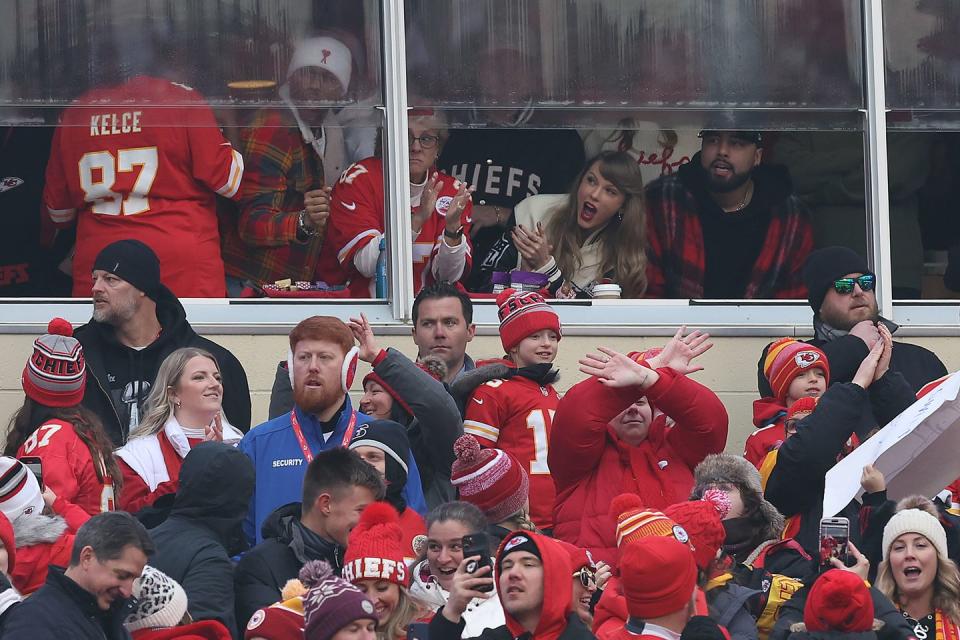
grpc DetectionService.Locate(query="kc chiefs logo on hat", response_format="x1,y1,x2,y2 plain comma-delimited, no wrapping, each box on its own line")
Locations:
503,535,529,552
794,351,821,368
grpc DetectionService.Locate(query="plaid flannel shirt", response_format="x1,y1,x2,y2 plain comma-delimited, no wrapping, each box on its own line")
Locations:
221,108,324,284
645,172,813,299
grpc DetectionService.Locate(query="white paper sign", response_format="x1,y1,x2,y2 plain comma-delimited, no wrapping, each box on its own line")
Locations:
822,371,960,518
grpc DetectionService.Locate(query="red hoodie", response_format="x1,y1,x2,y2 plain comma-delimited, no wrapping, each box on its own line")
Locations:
497,530,576,640
743,397,788,469
132,619,233,640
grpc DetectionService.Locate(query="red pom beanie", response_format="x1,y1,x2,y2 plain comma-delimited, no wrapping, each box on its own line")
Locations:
451,435,529,523
803,569,874,632
342,502,409,587
762,338,829,403
664,489,730,570
620,536,697,619
611,493,690,549
496,288,561,354
22,318,86,408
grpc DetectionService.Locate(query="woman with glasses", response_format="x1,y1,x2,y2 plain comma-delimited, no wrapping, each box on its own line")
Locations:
318,109,474,297
555,539,611,628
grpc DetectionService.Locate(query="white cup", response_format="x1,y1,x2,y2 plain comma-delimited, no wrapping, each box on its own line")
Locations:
592,283,622,299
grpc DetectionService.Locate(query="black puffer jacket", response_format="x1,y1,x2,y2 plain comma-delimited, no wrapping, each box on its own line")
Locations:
75,285,251,446
149,442,255,639
233,502,341,630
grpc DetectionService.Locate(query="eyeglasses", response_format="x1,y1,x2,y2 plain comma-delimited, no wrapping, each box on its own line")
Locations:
832,274,875,295
409,133,440,149
572,567,596,588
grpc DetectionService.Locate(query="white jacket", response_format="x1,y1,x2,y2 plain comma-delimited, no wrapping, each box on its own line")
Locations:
409,559,505,637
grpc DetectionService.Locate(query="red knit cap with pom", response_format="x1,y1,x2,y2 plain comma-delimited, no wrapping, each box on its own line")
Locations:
342,502,409,587
450,434,529,523
804,569,874,633
496,288,561,354
611,493,690,549
664,490,729,570
22,317,86,408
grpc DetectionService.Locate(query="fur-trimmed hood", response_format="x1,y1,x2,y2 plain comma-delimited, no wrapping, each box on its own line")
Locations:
13,514,68,547
693,453,785,542
449,360,559,417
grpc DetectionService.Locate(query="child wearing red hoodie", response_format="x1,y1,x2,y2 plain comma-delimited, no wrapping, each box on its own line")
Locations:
745,338,830,469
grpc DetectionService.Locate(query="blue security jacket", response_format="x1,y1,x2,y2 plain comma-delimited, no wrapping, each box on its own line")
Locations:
239,398,426,545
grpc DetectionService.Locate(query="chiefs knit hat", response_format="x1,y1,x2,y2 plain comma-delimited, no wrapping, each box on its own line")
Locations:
787,396,819,422
803,569,874,632
0,457,44,522
301,561,377,640
497,530,543,570
664,489,731,570
882,508,949,561
93,239,162,301
22,318,86,408
611,494,691,549
0,512,15,573
620,536,697,619
451,435,529,523
763,338,829,404
124,565,189,632
803,247,872,314
496,288,562,354
692,454,785,542
286,36,353,97
342,502,409,587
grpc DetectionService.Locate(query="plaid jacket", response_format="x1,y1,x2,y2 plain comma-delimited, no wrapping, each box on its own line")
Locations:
221,109,324,284
645,165,813,299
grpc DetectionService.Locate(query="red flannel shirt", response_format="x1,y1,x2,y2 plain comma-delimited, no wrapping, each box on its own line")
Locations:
644,170,813,299
221,108,325,284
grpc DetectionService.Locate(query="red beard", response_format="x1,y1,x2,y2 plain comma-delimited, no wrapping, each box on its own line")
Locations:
293,380,342,416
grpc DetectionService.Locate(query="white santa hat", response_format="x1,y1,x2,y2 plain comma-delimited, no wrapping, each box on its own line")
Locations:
286,36,352,97
0,457,44,522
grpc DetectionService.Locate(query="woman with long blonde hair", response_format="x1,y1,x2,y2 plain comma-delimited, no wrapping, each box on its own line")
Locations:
876,498,960,639
115,346,243,513
508,151,648,298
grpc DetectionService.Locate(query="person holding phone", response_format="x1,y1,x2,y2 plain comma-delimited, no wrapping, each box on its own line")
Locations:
409,501,506,637
115,347,244,514
5,318,122,517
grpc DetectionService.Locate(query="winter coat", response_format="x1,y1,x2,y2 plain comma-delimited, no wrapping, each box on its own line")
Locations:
550,368,728,566
770,582,912,640
761,372,914,559
75,285,251,446
149,442,255,639
744,398,788,469
428,531,595,640
409,558,506,638
131,619,233,640
233,503,340,631
1,565,136,639
10,496,90,595
707,582,761,640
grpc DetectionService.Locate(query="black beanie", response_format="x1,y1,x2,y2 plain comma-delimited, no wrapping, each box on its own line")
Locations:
349,420,410,512
93,239,162,301
802,246,871,314
498,531,542,570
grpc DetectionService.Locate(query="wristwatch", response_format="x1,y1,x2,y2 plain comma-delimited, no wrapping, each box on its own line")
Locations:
443,226,464,239
297,209,319,238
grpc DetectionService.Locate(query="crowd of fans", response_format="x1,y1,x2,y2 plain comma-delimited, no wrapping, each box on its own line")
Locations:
0,234,957,640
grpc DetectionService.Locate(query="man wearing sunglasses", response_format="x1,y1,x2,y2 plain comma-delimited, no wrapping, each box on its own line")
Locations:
757,246,945,397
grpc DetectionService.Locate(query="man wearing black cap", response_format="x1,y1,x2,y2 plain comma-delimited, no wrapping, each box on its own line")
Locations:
757,246,945,396
645,130,813,299
75,239,251,446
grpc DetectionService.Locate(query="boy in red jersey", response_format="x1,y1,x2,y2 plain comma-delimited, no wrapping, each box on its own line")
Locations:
463,288,561,531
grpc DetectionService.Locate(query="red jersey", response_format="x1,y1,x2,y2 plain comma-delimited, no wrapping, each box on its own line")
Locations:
464,376,559,529
317,157,473,296
43,75,243,298
117,430,203,513
16,418,116,516
744,421,787,470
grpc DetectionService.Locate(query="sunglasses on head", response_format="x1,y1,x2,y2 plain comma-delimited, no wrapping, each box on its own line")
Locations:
833,274,875,295
572,567,596,588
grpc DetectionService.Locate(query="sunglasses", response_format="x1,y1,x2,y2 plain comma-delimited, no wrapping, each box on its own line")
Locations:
572,567,596,588
833,274,875,295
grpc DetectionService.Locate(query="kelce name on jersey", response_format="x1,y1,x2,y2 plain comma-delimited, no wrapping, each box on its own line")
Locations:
90,112,143,137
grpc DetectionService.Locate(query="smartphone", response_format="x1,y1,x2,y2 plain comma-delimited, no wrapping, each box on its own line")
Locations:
20,456,43,491
408,622,430,640
819,517,850,569
461,532,494,592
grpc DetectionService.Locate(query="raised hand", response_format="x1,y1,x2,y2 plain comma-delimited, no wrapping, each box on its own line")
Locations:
444,180,473,238
852,339,884,389
414,173,442,233
442,556,493,622
875,323,893,381
579,346,657,389
204,413,224,442
347,313,380,364
647,326,713,375
512,222,553,270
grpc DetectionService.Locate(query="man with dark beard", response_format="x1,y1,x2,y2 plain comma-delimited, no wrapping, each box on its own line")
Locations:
238,316,429,546
645,130,813,299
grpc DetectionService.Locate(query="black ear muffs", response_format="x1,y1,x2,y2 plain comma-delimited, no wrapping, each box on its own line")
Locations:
288,346,361,394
